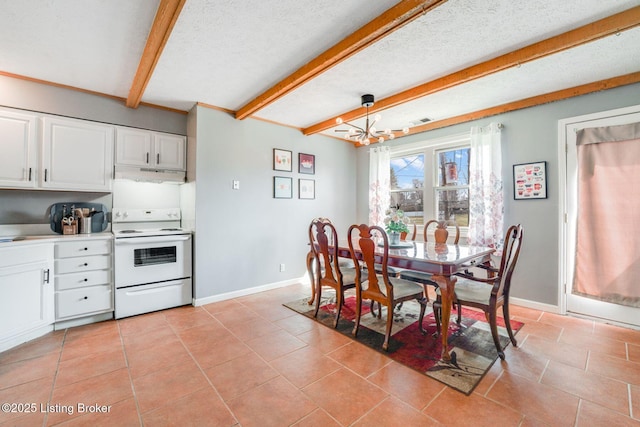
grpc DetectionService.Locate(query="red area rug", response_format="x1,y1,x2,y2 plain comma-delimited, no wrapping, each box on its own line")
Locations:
284,292,523,395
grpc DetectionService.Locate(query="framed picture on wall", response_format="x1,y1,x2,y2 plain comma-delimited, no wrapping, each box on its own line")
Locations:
273,148,292,172
298,153,315,174
299,179,315,199
273,176,293,198
513,161,547,199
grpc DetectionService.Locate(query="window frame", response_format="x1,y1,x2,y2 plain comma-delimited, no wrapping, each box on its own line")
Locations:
389,132,470,236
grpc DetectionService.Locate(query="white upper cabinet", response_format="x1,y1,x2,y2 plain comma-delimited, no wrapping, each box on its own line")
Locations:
41,117,114,192
116,127,185,170
0,108,38,188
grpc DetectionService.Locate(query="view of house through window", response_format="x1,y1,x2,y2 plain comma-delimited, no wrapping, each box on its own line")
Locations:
390,144,469,227
435,146,470,227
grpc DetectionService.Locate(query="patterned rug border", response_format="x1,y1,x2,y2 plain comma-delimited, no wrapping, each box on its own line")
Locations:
283,294,522,395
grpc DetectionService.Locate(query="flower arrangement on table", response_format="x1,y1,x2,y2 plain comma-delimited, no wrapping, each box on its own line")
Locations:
383,204,410,235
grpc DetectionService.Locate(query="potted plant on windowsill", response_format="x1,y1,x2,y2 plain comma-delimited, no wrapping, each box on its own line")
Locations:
384,204,410,245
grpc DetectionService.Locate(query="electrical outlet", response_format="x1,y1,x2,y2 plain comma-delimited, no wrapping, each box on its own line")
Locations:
279,263,285,272
232,180,240,190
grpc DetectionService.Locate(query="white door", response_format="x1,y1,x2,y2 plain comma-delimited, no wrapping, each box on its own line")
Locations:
560,105,640,328
0,108,38,188
41,116,114,191
154,133,186,170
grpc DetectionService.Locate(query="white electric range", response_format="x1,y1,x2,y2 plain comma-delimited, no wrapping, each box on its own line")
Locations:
112,208,192,319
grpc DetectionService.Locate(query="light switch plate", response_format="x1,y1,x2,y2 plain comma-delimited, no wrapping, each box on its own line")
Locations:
232,180,240,190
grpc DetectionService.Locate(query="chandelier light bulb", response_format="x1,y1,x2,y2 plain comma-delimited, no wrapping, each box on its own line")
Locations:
334,95,410,143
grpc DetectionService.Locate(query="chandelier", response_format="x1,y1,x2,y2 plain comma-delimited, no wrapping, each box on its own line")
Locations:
335,94,409,145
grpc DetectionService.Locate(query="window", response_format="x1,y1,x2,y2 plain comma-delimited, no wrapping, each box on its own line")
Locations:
390,154,425,224
389,134,470,227
434,146,469,227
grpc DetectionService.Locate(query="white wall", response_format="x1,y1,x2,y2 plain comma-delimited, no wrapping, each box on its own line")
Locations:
190,106,357,300
356,82,640,308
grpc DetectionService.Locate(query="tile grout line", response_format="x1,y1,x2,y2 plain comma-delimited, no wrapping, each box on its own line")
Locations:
116,319,144,427
41,328,68,427
167,307,241,426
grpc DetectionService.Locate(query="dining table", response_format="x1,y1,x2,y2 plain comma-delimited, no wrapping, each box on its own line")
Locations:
308,239,495,361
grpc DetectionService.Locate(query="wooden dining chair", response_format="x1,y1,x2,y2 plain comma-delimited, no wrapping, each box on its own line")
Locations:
347,223,426,351
399,219,460,300
309,219,359,328
433,224,524,360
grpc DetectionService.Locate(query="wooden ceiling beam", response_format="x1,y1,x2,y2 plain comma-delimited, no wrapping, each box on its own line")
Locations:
364,72,640,145
126,0,186,108
304,5,640,136
234,0,447,120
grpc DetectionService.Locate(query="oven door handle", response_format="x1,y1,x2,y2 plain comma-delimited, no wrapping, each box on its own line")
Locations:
115,235,191,245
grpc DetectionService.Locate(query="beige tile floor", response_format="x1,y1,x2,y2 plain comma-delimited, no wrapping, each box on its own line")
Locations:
1,282,639,426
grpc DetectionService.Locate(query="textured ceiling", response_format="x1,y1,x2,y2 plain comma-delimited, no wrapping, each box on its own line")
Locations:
0,0,638,143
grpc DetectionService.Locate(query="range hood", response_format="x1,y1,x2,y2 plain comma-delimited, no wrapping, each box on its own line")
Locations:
114,165,186,184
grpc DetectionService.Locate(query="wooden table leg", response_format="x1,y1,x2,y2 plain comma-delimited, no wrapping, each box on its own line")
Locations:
433,274,457,361
306,251,316,305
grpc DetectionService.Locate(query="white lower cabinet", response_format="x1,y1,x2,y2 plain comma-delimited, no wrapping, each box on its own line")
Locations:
54,238,113,326
0,244,54,353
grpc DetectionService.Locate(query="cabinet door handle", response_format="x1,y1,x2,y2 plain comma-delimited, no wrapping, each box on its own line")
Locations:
44,269,50,284
83,296,88,300
156,153,160,164
146,152,149,164
44,169,48,182
28,168,32,181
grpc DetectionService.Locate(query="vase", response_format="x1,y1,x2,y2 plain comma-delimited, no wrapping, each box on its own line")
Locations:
388,231,400,246
434,220,449,244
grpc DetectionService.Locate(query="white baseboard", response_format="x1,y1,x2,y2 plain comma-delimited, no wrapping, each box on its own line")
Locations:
510,297,560,314
0,324,54,354
193,277,304,306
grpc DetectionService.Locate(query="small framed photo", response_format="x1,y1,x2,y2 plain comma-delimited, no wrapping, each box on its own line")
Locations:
299,179,315,199
273,176,293,198
513,161,547,199
273,148,292,172
298,153,315,174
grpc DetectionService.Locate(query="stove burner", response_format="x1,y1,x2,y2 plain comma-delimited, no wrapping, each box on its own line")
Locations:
160,228,182,231
119,230,142,234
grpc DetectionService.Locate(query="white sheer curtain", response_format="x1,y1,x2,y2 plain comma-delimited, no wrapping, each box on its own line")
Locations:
369,146,390,227
468,123,503,249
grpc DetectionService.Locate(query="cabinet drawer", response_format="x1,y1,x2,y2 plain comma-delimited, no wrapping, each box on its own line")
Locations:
55,240,111,258
56,285,112,319
55,255,111,274
55,269,111,291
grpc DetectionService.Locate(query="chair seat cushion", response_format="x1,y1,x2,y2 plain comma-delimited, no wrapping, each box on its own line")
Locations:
368,274,424,300
399,270,438,286
436,278,492,305
341,268,367,286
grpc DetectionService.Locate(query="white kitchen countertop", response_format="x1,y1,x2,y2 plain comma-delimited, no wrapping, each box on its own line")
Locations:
0,223,113,246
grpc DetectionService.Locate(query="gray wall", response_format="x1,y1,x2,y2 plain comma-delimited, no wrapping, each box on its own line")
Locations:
356,82,640,307
190,106,357,299
0,74,186,134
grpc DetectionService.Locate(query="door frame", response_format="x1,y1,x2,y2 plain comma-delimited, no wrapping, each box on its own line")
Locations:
558,104,640,327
